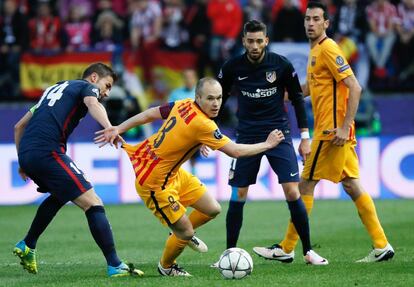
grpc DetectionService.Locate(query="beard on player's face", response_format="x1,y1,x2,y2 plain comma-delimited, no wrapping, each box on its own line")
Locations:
248,47,265,61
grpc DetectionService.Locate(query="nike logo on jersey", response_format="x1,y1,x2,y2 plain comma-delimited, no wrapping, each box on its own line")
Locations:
290,172,299,177
238,76,248,81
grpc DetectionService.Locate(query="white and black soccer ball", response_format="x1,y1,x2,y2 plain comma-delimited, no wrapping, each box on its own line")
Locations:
218,247,253,279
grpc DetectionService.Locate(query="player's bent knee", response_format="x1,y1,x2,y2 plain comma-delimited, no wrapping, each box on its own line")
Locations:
175,228,194,241
342,180,352,192
183,229,195,240
284,186,300,200
282,182,301,201
172,215,195,240
201,200,221,218
73,188,103,211
341,178,363,199
299,180,317,196
209,203,221,218
286,190,300,201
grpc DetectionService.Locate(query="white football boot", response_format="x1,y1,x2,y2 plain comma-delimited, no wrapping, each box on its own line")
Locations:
188,235,208,253
253,244,294,263
158,262,192,277
356,243,395,263
304,250,329,265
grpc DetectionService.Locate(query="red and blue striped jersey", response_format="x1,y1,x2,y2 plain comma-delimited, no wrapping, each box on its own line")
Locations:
19,80,100,153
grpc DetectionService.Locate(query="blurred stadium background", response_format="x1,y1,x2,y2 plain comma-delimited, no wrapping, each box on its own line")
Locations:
1,1,414,285
1,0,413,204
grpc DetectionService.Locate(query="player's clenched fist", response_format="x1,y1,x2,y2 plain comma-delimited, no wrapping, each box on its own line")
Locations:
266,129,285,148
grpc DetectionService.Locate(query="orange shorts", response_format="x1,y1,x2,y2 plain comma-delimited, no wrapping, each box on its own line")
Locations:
301,139,359,183
135,168,207,226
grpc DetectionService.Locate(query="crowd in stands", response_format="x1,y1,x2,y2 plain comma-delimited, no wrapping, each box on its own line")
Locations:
0,0,413,103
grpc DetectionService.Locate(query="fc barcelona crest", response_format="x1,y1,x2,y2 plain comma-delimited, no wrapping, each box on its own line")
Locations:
266,71,276,83
168,196,180,212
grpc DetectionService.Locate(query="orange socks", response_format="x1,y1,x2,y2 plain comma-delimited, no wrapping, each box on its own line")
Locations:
354,192,388,249
160,233,189,268
280,192,388,252
280,195,314,253
188,209,213,229
160,210,212,268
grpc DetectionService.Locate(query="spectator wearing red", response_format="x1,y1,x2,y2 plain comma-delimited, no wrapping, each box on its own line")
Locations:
365,0,397,78
272,0,307,20
28,0,62,53
207,0,242,74
111,0,128,18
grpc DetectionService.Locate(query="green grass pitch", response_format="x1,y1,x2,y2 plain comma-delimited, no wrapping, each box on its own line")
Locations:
0,200,413,286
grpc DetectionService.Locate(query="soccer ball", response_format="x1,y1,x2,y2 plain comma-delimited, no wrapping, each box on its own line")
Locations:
218,247,253,279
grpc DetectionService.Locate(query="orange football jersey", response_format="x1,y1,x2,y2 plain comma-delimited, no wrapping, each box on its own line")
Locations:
307,37,355,140
123,99,230,190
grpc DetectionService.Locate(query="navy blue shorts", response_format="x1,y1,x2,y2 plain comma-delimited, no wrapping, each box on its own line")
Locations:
228,137,299,187
18,150,92,203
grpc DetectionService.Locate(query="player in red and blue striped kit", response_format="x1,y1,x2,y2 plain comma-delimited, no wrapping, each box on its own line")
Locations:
216,20,327,265
13,63,143,277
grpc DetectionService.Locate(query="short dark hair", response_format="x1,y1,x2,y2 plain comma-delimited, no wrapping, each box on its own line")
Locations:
307,1,329,20
82,63,118,82
195,77,219,97
243,20,267,36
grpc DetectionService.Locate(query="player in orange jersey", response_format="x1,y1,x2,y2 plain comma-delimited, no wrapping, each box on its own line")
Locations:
95,77,285,276
256,1,394,263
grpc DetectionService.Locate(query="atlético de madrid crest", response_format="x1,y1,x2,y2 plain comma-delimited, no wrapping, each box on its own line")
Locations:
266,71,276,83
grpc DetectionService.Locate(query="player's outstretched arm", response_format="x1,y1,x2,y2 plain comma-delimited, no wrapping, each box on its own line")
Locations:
219,129,285,158
14,111,33,181
95,106,162,146
116,106,162,134
85,96,122,147
84,96,112,129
